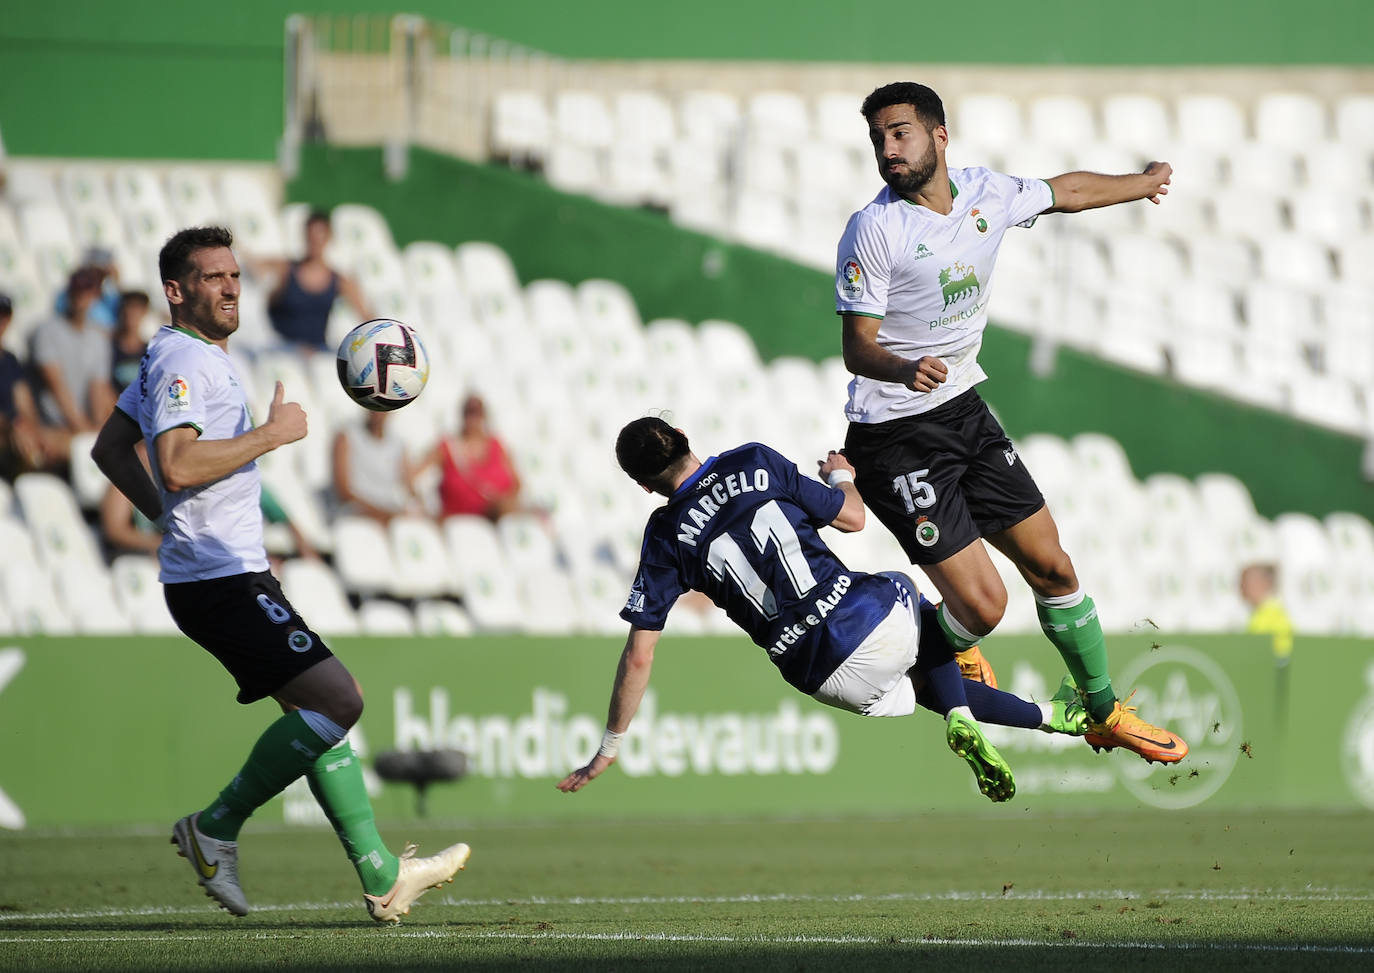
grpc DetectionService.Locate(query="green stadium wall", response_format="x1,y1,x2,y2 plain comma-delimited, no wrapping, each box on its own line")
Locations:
1,634,1370,829
288,145,1373,522
3,0,1373,161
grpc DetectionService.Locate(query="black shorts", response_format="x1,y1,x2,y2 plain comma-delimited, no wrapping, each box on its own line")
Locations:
165,571,334,704
844,389,1045,565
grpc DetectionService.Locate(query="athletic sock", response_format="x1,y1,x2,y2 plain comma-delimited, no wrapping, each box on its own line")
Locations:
919,659,970,716
936,603,981,651
306,742,400,896
916,679,1043,728
1035,590,1116,722
199,711,334,841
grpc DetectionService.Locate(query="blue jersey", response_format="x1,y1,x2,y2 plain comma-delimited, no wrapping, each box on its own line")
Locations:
621,443,900,693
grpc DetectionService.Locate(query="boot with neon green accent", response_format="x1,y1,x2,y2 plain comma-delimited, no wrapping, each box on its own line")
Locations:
946,712,1016,803
1040,675,1089,736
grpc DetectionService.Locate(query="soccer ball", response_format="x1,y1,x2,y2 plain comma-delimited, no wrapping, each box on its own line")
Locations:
336,318,430,411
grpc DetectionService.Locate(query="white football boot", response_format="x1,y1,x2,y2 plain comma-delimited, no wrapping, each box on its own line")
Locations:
171,813,249,917
364,841,471,922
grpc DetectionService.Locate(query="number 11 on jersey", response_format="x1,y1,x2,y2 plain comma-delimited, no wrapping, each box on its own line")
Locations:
706,500,819,620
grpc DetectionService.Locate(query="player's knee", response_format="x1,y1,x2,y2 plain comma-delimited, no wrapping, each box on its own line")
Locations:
328,687,365,729
966,593,1006,634
1025,550,1078,596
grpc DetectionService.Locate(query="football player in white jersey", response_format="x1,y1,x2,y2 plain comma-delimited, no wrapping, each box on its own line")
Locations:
91,226,469,921
834,82,1187,765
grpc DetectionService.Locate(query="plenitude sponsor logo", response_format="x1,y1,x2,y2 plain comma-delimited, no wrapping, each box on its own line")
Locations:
392,686,841,779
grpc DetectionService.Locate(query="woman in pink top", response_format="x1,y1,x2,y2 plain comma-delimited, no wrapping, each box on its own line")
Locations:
430,395,522,520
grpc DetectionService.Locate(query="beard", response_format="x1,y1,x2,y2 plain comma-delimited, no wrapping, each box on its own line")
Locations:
880,139,938,195
184,291,238,341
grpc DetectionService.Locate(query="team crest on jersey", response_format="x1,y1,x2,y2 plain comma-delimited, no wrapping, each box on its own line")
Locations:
839,258,864,300
166,375,191,413
971,208,989,234
915,517,941,547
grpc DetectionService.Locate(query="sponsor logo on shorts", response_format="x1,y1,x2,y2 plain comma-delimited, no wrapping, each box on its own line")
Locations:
166,375,191,412
839,258,864,300
1004,446,1018,466
915,517,941,547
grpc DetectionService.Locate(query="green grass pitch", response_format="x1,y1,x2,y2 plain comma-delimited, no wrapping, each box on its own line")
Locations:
1,808,1371,971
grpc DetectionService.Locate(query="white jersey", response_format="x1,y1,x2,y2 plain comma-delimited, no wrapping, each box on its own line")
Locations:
834,166,1053,423
115,326,269,583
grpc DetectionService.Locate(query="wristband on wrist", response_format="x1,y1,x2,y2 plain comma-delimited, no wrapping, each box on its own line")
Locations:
598,728,625,758
827,469,855,487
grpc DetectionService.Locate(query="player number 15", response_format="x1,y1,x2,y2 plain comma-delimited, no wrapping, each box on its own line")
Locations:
892,469,936,514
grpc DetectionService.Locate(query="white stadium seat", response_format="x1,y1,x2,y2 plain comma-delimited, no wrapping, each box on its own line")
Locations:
490,91,550,163
413,599,475,636
279,558,360,636
1254,92,1328,148
14,473,104,576
110,555,180,634
332,516,400,597
358,599,417,636
1176,94,1248,149
1027,95,1098,147
388,515,457,599
954,93,1025,154
1102,93,1173,153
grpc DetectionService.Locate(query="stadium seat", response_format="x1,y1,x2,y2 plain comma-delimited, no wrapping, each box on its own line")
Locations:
1224,139,1302,191
3,162,61,207
108,554,180,634
515,567,585,634
67,431,107,509
678,90,742,150
16,200,78,294
279,558,360,636
1289,188,1371,246
1027,95,1099,147
218,169,287,258
1300,141,1373,191
813,91,865,145
544,143,605,197
60,563,133,635
613,90,676,150
746,91,812,140
332,515,400,597
489,90,550,164
1334,94,1374,148
1210,187,1288,238
413,598,475,636
1257,232,1336,288
1102,93,1174,154
14,472,104,576
953,93,1025,155
358,599,417,636
553,91,616,151
0,517,74,634
165,167,227,226
1176,94,1248,149
1254,92,1328,148
443,514,522,630
388,515,458,599
454,241,527,336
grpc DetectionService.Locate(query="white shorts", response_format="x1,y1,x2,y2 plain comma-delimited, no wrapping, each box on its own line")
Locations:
810,596,919,718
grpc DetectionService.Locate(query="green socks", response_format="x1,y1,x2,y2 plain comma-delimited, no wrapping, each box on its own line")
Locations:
199,711,332,841
936,603,981,650
1036,592,1117,722
307,743,399,896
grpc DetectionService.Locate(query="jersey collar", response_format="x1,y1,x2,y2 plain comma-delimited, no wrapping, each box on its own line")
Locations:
672,456,718,498
171,325,213,345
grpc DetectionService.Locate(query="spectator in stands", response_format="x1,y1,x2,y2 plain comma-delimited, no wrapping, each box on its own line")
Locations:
100,479,162,559
111,290,151,393
1240,561,1294,729
29,266,118,445
425,394,523,521
0,292,54,478
331,410,420,524
55,247,121,329
265,209,371,353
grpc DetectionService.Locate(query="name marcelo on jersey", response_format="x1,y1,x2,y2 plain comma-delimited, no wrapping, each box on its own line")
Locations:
676,468,771,547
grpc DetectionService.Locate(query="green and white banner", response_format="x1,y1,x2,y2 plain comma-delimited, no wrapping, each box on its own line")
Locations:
0,634,1370,828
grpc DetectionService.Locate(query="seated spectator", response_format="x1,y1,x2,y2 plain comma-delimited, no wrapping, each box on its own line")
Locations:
28,267,117,448
424,394,523,521
332,410,421,523
265,209,371,353
110,290,150,393
54,247,121,329
0,292,60,478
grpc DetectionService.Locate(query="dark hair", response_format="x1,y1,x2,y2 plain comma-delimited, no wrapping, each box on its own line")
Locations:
118,290,150,313
67,265,105,297
159,226,234,284
305,209,332,229
616,417,690,485
860,82,946,129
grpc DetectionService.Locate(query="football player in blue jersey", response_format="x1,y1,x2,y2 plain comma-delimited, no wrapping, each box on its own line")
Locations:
557,417,1087,803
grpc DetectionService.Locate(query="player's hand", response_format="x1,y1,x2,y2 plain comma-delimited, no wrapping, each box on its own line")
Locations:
556,754,615,793
904,356,948,393
266,381,308,446
817,449,854,479
1142,161,1172,204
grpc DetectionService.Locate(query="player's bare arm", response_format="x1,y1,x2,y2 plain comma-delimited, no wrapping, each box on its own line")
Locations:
1045,161,1172,212
557,627,659,793
842,314,948,393
817,449,865,532
91,408,163,522
157,381,307,492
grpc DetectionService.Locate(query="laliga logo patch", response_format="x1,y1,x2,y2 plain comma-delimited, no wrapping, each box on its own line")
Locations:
840,258,865,300
915,517,940,547
971,208,988,234
166,375,191,412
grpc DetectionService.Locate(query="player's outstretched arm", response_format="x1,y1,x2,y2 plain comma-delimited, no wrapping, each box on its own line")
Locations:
1045,161,1172,213
92,409,163,523
817,449,865,532
557,626,660,793
157,381,307,492
841,314,947,393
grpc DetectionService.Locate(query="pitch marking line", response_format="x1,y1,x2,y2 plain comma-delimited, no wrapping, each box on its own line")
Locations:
2,888,1371,923
1,930,1371,955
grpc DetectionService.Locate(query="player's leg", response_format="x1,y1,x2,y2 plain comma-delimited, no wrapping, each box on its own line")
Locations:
844,405,1001,685
988,507,1188,763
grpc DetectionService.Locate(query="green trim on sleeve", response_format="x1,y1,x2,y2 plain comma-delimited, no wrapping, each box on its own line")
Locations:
153,421,204,439
1042,178,1056,208
838,311,885,320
